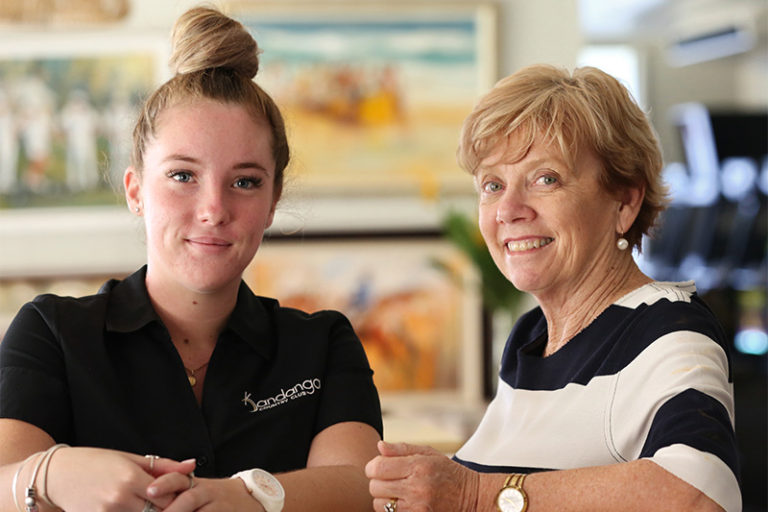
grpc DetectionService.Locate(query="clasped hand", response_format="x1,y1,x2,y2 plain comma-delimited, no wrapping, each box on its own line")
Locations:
44,447,259,512
365,441,479,512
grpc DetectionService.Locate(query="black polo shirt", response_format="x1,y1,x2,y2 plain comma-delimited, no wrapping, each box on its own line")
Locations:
0,267,382,477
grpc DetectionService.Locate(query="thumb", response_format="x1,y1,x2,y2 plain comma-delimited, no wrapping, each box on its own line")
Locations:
378,440,440,457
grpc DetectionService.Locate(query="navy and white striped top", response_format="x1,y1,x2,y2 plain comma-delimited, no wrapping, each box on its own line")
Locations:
454,281,740,511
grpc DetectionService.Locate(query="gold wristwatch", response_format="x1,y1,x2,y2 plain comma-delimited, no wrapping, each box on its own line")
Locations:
496,473,528,512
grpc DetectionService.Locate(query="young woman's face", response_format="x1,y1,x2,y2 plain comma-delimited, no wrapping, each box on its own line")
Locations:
125,99,278,295
476,135,624,304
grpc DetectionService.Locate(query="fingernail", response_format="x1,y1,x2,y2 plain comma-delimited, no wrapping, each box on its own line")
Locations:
147,487,157,497
182,458,196,464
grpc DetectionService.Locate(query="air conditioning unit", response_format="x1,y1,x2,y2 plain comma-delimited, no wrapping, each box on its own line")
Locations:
665,1,759,66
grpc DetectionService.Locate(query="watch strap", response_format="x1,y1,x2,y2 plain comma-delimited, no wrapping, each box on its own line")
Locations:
505,473,526,489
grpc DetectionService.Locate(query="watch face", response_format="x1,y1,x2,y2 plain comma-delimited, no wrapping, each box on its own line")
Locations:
251,469,285,499
497,488,526,512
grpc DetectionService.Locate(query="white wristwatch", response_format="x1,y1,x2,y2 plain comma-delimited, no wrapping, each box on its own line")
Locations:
231,468,285,512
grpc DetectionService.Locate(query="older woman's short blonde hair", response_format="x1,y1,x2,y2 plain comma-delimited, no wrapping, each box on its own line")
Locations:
457,64,668,251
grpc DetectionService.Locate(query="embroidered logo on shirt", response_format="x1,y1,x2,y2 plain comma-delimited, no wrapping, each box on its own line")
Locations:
242,378,322,413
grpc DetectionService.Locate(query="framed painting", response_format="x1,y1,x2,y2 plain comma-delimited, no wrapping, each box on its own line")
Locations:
229,1,498,198
0,29,166,208
244,233,484,407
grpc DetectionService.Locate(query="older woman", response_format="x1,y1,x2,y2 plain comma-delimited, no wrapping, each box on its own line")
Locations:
366,65,739,512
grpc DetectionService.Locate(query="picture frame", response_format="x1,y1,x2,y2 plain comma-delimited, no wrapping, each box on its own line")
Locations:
229,1,498,197
244,232,484,408
0,28,167,208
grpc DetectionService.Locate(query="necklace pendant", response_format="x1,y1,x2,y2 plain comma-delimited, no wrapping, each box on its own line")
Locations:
188,375,197,386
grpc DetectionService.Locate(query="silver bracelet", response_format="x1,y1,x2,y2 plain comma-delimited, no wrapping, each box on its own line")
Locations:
11,453,40,512
39,444,68,508
24,449,50,512
13,444,69,512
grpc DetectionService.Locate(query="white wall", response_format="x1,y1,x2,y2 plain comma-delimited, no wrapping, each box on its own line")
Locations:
124,0,584,73
0,0,585,278
1,0,765,278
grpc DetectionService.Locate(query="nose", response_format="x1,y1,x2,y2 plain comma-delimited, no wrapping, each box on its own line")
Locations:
196,185,229,225
494,186,534,224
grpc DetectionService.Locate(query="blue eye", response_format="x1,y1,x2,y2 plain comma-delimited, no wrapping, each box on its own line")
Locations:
536,175,557,186
482,181,502,193
234,177,263,189
169,171,192,183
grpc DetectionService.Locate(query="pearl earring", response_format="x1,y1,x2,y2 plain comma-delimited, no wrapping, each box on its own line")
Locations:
617,236,629,251
135,206,140,213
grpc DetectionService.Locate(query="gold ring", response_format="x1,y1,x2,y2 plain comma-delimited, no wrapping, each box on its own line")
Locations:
384,498,398,512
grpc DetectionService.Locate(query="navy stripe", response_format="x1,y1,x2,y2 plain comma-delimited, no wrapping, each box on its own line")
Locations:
500,295,732,391
451,455,551,475
640,388,741,480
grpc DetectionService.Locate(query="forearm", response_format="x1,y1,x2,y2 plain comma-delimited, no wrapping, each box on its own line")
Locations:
476,460,723,512
0,458,60,512
278,464,373,512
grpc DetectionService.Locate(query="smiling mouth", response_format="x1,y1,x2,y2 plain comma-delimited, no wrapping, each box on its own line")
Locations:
506,237,554,252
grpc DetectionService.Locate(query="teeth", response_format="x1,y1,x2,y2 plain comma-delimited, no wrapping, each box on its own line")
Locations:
506,237,553,252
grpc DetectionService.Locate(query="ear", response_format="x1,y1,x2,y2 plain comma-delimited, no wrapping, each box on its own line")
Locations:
265,197,278,230
616,184,645,234
124,166,143,214
265,182,282,230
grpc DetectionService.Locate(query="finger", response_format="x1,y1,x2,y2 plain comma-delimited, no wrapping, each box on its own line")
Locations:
162,486,208,512
129,454,197,477
368,477,406,500
378,440,438,457
147,472,194,499
155,457,196,475
365,454,414,480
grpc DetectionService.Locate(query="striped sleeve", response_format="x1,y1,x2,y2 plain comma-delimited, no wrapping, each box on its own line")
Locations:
610,330,740,511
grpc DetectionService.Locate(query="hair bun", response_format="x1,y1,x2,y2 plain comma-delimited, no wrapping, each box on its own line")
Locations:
169,6,260,79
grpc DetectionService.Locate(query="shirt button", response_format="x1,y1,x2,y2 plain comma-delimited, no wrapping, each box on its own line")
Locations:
196,456,208,467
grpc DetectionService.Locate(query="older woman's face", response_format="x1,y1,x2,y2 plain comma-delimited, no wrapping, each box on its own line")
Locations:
476,136,623,302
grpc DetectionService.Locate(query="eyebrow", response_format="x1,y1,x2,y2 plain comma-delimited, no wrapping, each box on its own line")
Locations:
477,156,558,173
162,154,272,175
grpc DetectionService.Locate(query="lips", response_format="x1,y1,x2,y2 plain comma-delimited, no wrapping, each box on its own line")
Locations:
505,237,554,252
185,236,232,247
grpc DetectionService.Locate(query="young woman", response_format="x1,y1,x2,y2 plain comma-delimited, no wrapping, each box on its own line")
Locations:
0,7,382,512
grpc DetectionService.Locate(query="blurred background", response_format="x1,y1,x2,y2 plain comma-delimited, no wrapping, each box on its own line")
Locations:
0,0,765,509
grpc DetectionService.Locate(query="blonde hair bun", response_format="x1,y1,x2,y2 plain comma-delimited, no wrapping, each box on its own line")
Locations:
169,6,260,79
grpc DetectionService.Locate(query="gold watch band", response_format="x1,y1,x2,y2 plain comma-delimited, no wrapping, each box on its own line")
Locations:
505,473,526,488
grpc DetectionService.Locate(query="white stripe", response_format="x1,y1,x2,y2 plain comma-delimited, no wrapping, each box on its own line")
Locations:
455,376,618,469
648,445,742,512
616,280,696,309
456,330,738,500
610,331,735,462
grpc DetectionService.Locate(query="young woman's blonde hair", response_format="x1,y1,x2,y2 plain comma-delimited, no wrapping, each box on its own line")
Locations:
132,6,289,200
457,64,668,251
